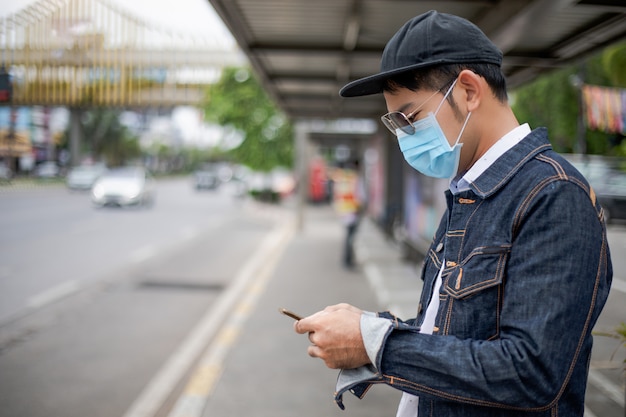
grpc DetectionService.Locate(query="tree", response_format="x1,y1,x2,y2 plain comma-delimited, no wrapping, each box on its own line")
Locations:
61,108,141,166
511,43,624,155
512,68,580,153
602,43,626,87
203,67,293,171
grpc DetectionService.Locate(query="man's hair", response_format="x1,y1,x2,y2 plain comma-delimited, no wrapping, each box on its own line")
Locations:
382,63,508,103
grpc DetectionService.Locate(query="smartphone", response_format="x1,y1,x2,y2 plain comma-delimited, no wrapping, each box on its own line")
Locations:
278,308,303,321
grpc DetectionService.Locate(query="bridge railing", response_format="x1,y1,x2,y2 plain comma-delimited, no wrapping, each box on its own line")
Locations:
0,0,244,107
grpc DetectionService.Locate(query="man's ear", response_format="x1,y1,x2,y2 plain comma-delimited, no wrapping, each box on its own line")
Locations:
457,70,482,112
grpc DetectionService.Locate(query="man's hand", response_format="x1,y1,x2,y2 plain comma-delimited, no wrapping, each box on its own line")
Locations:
294,303,371,369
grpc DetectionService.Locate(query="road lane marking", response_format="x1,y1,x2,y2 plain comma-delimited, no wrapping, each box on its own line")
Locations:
166,220,293,417
587,368,624,408
584,405,598,417
122,216,295,417
26,280,81,309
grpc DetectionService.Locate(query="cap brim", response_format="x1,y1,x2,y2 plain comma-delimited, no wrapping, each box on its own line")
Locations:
339,72,389,98
339,57,483,97
338,61,439,97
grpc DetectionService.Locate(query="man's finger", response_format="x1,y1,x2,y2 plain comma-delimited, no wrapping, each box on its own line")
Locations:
307,344,322,359
294,317,313,334
294,311,325,334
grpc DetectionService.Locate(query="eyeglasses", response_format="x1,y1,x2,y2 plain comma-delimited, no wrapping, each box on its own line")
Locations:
380,79,457,136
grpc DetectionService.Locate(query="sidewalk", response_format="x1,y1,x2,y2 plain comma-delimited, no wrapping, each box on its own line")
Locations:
194,203,415,417
355,215,423,320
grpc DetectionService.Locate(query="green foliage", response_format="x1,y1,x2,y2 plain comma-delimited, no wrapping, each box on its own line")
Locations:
594,322,626,371
512,69,579,153
602,42,626,87
617,322,626,344
63,108,141,167
101,129,141,167
512,44,624,155
185,147,230,171
203,67,294,172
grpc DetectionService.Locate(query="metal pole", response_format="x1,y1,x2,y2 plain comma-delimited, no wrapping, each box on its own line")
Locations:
295,121,309,232
570,66,586,156
69,107,82,166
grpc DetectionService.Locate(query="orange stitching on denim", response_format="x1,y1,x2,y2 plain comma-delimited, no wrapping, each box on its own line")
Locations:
446,229,465,237
589,185,596,206
458,197,475,204
471,144,551,196
428,249,441,268
457,199,483,264
444,297,453,334
512,176,556,237
536,154,567,180
379,373,554,411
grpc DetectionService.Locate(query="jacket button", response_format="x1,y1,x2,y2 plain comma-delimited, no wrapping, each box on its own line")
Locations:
436,242,443,252
433,326,440,333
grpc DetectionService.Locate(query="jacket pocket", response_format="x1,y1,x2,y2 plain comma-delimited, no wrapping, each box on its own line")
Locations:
440,245,511,339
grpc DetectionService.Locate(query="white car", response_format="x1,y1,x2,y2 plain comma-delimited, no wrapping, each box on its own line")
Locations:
91,167,156,207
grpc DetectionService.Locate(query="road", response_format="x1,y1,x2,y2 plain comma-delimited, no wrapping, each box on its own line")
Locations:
0,178,284,417
0,179,623,416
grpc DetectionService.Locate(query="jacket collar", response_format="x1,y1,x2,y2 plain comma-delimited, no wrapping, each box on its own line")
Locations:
467,127,551,199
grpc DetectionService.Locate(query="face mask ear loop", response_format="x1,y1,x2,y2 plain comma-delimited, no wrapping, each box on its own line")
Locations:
434,79,458,115
454,111,472,146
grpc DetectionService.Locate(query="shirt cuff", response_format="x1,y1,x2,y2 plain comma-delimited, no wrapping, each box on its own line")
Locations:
360,313,394,369
335,364,381,409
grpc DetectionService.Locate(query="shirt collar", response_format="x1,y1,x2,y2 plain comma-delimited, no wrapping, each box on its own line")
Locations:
450,123,531,194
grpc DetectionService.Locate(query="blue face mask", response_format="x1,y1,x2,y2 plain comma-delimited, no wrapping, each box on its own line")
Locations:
397,81,471,179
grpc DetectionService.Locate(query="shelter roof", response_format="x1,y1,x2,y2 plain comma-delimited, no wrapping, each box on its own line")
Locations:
207,0,626,121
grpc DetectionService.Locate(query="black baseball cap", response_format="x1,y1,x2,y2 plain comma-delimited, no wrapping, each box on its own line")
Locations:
339,10,503,97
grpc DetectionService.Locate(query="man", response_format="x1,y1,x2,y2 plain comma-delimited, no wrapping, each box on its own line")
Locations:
294,10,612,416
333,159,365,268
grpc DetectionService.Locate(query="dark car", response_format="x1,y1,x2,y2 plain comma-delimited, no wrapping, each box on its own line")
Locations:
0,162,11,183
34,161,61,179
596,173,626,223
193,164,220,190
564,154,626,223
66,164,107,191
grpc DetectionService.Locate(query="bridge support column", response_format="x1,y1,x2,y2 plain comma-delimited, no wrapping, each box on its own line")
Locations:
295,121,311,232
69,107,83,166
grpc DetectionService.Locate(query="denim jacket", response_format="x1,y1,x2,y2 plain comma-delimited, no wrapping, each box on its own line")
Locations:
335,128,612,416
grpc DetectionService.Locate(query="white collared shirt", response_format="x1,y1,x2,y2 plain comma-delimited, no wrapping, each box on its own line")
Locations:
450,123,531,194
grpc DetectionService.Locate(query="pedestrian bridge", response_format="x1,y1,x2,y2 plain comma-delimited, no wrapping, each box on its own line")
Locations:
0,0,245,107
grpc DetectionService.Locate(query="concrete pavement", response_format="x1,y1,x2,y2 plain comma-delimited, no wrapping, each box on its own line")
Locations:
196,203,408,416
